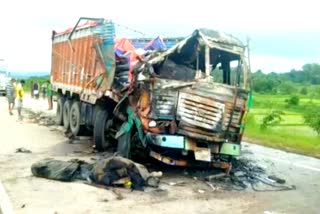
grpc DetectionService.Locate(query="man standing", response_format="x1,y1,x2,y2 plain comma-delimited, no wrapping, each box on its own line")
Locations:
16,80,25,120
41,82,47,99
46,81,53,110
30,81,34,98
6,78,16,115
34,82,40,99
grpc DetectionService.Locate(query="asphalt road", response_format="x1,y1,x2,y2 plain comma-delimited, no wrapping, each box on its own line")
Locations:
0,95,319,214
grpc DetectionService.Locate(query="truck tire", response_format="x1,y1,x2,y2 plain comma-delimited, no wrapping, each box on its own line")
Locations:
69,101,82,136
56,97,64,125
117,129,131,158
94,109,110,151
63,100,72,130
116,64,129,72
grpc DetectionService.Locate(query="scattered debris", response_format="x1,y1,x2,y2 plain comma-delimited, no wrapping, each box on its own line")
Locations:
234,171,246,177
205,173,227,181
268,175,286,184
112,189,124,200
203,158,296,192
15,147,32,153
69,136,92,144
204,181,216,192
166,181,187,186
25,110,56,126
198,189,205,194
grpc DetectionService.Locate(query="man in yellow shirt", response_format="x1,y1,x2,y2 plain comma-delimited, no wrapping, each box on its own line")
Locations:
16,80,25,120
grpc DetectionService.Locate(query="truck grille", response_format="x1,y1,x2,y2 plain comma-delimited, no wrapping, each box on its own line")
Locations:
150,90,177,120
177,91,225,132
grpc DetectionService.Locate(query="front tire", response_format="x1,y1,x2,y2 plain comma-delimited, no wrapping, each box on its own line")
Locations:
94,109,110,151
117,130,132,158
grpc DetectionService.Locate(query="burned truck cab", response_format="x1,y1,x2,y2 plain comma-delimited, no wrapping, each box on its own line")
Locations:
132,29,250,169
50,18,250,170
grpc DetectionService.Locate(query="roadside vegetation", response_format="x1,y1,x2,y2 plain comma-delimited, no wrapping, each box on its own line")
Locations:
15,76,49,92
244,63,320,158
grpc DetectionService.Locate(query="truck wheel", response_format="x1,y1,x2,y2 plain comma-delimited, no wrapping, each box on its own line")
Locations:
63,100,72,130
94,109,110,151
117,129,132,158
56,97,64,125
69,101,83,136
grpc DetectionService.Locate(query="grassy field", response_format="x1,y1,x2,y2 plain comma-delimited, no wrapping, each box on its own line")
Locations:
243,93,320,158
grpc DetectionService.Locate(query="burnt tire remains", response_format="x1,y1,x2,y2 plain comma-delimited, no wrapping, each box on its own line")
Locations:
117,130,132,158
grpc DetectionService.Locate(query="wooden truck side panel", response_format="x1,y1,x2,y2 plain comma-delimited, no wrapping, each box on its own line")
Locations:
51,22,115,101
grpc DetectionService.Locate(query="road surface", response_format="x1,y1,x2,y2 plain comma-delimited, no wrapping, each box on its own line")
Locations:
0,95,319,214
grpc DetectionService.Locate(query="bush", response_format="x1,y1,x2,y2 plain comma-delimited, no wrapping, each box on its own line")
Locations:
260,110,284,130
286,95,300,106
304,108,320,135
300,87,308,95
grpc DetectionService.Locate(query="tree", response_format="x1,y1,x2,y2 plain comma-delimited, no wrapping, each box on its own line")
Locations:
279,82,297,95
300,87,308,95
304,108,320,135
252,71,280,93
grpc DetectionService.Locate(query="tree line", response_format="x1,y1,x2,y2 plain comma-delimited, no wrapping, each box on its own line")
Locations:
252,63,320,95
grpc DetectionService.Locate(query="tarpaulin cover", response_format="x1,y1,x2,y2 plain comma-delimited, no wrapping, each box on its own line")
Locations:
114,38,141,61
145,36,166,51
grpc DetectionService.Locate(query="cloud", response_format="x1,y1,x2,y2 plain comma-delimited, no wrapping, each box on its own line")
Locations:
250,55,319,73
0,0,319,72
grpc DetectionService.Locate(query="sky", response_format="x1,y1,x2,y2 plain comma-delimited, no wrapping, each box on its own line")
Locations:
0,0,319,74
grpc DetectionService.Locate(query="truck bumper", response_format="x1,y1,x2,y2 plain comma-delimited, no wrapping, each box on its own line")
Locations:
146,133,241,164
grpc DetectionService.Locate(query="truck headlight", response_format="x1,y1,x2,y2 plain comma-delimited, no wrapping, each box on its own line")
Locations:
148,120,157,128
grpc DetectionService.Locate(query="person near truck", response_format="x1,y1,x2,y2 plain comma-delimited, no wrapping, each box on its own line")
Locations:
16,80,25,120
6,78,16,115
30,81,34,98
41,82,47,99
33,81,40,99
46,80,53,110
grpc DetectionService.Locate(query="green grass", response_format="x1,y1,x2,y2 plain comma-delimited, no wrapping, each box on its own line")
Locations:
243,93,320,158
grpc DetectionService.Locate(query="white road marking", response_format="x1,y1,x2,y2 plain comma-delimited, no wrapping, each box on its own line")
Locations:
259,155,320,172
0,181,14,214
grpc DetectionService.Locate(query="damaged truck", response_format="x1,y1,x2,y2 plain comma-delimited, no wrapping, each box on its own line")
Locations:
51,18,251,171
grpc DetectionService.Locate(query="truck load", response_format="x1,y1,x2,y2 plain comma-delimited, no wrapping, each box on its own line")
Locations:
51,17,251,170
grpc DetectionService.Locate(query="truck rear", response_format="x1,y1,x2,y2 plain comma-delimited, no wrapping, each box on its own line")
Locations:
51,18,251,170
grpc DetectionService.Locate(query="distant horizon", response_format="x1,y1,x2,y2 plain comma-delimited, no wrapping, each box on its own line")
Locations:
8,61,320,77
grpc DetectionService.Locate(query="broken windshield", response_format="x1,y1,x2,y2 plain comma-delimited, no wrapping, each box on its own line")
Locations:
144,29,245,84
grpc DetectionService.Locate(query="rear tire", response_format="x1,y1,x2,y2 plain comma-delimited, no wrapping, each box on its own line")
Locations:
63,100,72,130
69,101,82,136
94,109,110,151
56,96,64,125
